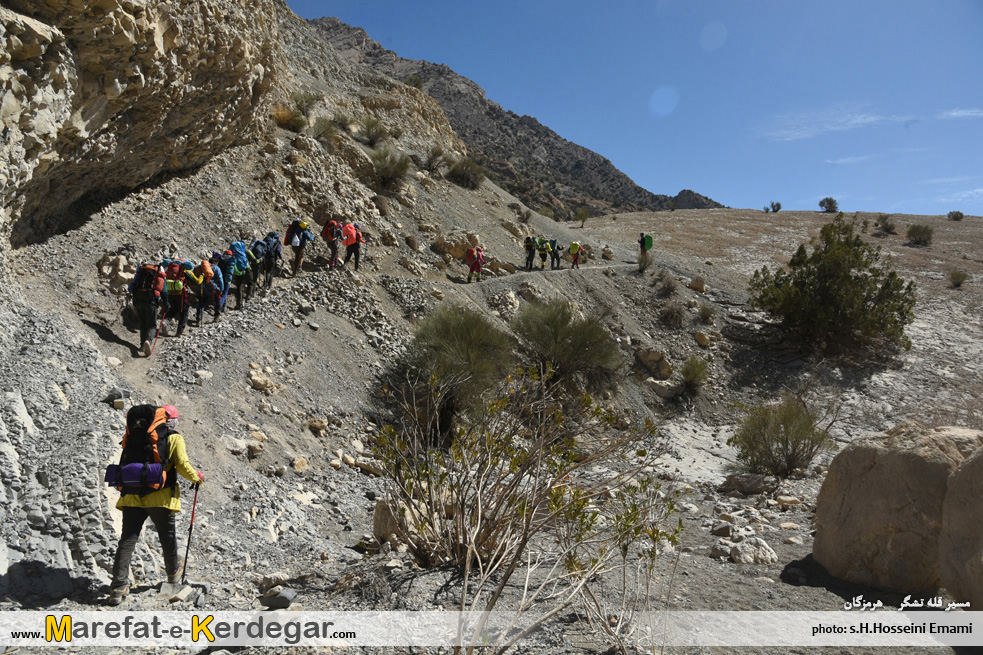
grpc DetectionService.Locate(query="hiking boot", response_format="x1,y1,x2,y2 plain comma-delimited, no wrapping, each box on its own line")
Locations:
106,588,128,606
167,565,183,584
142,341,152,357
175,327,185,337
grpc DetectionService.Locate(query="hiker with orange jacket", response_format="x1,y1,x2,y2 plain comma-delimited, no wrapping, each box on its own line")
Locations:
107,405,204,606
321,220,342,269
341,222,366,271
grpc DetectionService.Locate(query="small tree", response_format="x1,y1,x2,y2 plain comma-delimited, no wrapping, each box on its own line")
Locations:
576,207,591,227
906,224,933,246
948,210,965,221
749,214,916,350
770,201,782,213
819,197,839,213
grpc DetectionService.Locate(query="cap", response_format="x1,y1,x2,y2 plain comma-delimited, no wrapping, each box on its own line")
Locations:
299,221,309,229
224,249,233,256
162,405,179,419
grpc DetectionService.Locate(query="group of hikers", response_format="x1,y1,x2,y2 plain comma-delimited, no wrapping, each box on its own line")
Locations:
523,235,583,272
127,218,367,356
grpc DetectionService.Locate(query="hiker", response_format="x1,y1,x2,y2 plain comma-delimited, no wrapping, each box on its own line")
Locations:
128,262,166,356
107,404,205,606
466,245,485,283
249,237,269,291
341,222,365,271
536,236,552,270
262,232,282,288
229,241,254,310
194,259,222,325
211,250,235,311
321,220,342,269
550,238,563,270
569,241,582,269
523,235,536,272
161,259,192,337
285,219,315,276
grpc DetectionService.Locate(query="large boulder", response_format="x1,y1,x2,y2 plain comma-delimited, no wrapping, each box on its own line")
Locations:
939,447,983,609
813,421,983,594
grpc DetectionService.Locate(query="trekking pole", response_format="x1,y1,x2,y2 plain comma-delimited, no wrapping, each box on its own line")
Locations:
181,482,200,585
148,310,167,357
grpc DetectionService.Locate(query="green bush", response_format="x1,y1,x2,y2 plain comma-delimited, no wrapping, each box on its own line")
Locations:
660,301,685,328
512,298,622,388
576,207,591,227
404,74,424,90
948,210,964,221
906,224,933,246
308,117,338,149
370,148,411,193
446,156,485,190
359,116,388,147
727,393,834,478
819,197,839,213
749,214,916,350
875,214,896,234
422,145,445,173
291,90,319,118
332,112,353,132
950,269,970,288
698,303,716,325
770,201,782,213
539,206,555,220
680,355,709,393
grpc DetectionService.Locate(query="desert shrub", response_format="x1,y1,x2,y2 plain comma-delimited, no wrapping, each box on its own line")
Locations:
539,206,555,220
446,156,485,190
404,74,424,90
272,104,307,132
390,126,403,140
370,148,411,194
420,145,445,174
748,214,916,350
637,250,652,273
519,209,532,223
875,214,896,234
819,197,839,213
906,224,933,246
727,393,834,478
660,301,685,328
680,355,709,393
669,201,678,212
359,116,388,147
512,298,622,388
576,207,591,227
770,201,782,213
308,117,338,149
332,112,353,131
950,269,970,288
374,372,678,653
698,303,716,325
657,274,678,298
948,210,965,221
763,206,770,213
291,90,319,118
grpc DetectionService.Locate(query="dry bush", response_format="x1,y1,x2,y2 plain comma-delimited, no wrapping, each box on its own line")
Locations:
660,301,685,328
657,275,678,298
447,156,485,190
308,117,338,149
950,269,970,288
698,303,716,325
359,116,388,147
906,224,934,246
370,148,411,193
637,250,652,273
680,355,709,394
273,104,306,132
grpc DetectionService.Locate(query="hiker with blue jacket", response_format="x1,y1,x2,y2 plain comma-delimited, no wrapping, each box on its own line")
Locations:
285,220,315,276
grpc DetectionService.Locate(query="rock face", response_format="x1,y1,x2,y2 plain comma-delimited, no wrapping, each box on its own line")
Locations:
938,447,983,609
306,17,723,217
1,0,283,254
813,421,983,594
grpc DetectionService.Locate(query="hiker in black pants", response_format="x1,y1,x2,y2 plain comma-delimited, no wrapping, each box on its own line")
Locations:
129,264,166,356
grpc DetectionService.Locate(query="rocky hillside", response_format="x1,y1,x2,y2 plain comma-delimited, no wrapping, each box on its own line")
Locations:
307,17,723,219
1,1,982,653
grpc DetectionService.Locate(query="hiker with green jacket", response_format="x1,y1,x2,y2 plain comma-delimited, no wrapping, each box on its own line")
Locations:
107,405,204,606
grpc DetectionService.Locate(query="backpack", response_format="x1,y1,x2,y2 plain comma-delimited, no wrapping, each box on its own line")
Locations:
165,261,184,295
524,236,534,248
264,233,282,262
196,260,213,281
321,220,337,240
549,239,558,251
465,247,476,263
569,242,580,255
132,264,164,304
286,220,301,245
229,242,250,274
105,405,175,496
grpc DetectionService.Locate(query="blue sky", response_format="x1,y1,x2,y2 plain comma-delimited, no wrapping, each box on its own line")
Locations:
285,1,983,215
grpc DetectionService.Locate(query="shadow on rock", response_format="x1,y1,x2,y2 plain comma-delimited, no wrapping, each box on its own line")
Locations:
1,560,99,608
81,319,139,358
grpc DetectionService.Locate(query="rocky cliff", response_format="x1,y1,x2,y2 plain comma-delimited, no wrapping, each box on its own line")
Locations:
0,0,283,258
307,17,722,219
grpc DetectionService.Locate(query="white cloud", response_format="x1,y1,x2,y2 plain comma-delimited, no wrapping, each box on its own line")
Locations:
920,175,975,186
759,104,914,141
825,155,875,165
938,188,983,203
939,108,983,119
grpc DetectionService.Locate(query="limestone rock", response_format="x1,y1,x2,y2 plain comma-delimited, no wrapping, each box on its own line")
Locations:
730,538,778,564
718,473,780,496
939,446,983,610
695,332,711,348
636,349,672,380
814,421,983,594
248,370,274,392
601,247,615,260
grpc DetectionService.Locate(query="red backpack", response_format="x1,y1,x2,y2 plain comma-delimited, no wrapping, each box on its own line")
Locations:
465,248,476,263
133,264,165,304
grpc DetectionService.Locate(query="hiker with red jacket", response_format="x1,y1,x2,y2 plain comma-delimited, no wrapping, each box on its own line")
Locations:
466,245,485,283
107,405,205,606
194,259,222,325
285,219,315,276
128,263,166,356
341,222,366,271
161,260,194,338
321,220,342,269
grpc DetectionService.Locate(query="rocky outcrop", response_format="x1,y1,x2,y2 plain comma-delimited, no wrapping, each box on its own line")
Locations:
306,17,723,217
813,421,983,594
1,0,284,254
939,447,983,609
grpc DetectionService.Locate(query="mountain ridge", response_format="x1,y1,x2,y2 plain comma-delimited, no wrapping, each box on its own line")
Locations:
307,16,723,219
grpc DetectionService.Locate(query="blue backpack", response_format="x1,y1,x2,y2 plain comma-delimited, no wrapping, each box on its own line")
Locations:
264,233,282,262
229,242,250,274
251,238,268,262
